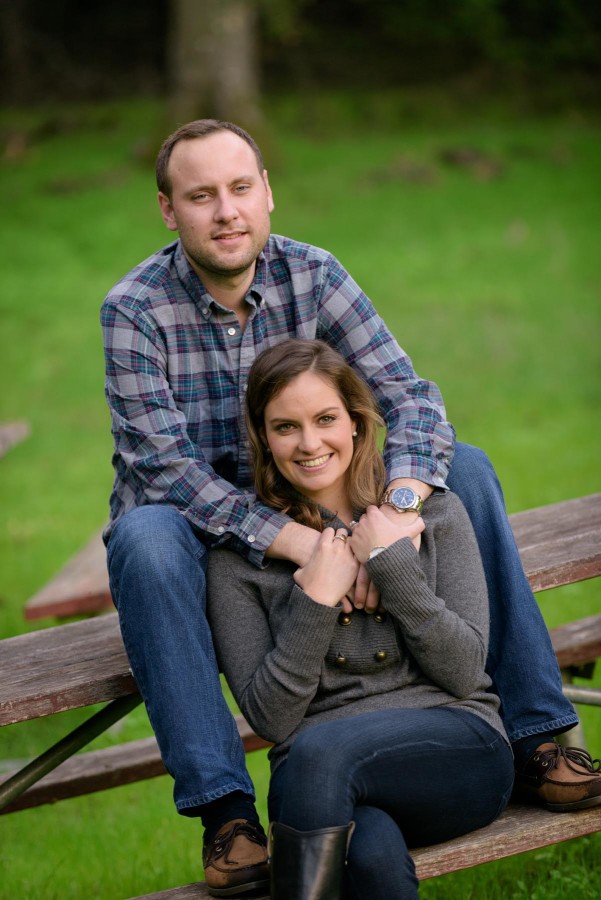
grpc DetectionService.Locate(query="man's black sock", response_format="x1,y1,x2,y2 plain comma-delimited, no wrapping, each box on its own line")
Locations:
512,733,556,772
198,791,261,846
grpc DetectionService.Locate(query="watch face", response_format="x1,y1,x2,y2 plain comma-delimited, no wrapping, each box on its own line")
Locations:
391,487,417,508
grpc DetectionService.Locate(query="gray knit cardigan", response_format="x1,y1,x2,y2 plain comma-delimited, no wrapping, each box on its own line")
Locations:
207,490,508,772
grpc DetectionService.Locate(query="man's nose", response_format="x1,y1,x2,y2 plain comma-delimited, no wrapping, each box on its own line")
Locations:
214,192,239,222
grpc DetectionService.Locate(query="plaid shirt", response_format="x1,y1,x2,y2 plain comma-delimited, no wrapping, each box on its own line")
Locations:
101,235,455,565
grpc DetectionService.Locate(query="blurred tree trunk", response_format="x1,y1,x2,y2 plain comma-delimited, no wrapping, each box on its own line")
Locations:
0,0,34,104
167,0,262,129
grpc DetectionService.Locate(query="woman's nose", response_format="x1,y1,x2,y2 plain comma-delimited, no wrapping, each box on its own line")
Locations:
298,427,321,453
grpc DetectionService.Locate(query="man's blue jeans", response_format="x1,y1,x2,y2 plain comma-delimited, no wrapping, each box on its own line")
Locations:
106,504,255,813
447,444,577,740
106,442,577,813
268,707,515,899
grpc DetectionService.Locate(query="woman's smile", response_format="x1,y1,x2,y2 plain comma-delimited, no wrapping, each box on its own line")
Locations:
295,454,333,469
264,371,356,511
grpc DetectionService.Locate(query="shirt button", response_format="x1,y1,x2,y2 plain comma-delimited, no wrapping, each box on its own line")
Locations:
247,534,256,543
217,526,225,534
227,327,237,336
374,650,387,662
202,308,209,316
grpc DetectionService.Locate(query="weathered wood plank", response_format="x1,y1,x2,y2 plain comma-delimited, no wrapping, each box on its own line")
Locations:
23,494,601,621
0,420,30,459
24,530,112,620
550,614,601,670
511,493,601,593
126,804,601,898
0,717,271,813
410,802,601,879
0,615,134,726
5,604,601,729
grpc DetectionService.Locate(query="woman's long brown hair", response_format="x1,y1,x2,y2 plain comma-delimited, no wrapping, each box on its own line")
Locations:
245,339,386,530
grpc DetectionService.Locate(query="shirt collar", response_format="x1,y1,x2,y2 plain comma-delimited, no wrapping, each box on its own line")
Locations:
174,240,267,311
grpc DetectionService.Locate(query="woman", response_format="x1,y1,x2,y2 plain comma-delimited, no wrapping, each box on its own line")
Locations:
207,339,514,899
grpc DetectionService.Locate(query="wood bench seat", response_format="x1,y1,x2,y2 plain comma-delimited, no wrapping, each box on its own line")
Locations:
126,803,601,899
23,493,601,620
2,612,600,813
2,493,600,895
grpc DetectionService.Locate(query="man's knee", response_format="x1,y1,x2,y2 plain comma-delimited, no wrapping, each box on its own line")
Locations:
448,442,503,507
110,506,200,557
107,505,207,591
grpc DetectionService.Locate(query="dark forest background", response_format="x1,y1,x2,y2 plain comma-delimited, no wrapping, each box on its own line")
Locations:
2,0,600,117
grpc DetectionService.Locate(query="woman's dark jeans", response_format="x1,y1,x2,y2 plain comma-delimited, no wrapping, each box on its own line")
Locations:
268,707,515,899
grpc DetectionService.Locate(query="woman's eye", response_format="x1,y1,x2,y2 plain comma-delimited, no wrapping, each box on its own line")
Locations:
319,416,335,424
276,423,294,433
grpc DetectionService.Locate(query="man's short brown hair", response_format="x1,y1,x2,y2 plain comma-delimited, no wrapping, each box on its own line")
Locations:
156,120,264,197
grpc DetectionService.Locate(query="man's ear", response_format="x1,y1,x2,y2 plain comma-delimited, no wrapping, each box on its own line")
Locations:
158,192,178,231
262,170,275,214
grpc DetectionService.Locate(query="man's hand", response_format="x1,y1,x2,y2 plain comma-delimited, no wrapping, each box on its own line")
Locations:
266,521,321,567
294,528,360,608
379,477,432,552
378,504,423,551
349,505,425,563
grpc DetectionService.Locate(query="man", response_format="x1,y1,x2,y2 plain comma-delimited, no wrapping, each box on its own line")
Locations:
101,120,600,897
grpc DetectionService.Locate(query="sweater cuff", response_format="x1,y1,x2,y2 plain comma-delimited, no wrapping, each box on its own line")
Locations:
275,585,340,666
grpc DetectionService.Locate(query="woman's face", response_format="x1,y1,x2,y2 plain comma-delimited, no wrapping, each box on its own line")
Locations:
263,371,356,509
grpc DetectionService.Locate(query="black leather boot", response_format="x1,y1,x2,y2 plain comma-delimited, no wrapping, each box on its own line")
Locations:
269,821,355,900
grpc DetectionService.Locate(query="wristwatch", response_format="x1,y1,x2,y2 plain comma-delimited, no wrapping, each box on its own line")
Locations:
368,546,386,560
383,486,424,516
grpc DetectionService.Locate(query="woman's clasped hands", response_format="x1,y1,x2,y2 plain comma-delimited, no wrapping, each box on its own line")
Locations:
293,527,359,608
294,508,425,611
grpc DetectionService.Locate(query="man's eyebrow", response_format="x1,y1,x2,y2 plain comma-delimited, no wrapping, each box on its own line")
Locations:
187,174,259,192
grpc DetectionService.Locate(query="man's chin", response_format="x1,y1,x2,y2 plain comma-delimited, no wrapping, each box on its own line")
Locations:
185,250,256,281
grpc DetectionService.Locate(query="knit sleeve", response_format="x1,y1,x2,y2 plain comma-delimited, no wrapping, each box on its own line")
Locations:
366,492,490,698
207,552,339,744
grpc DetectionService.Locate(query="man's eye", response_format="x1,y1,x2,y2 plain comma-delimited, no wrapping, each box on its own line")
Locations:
235,184,251,193
192,194,209,202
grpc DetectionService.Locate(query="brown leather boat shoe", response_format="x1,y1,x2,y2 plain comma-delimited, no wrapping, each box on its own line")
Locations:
203,818,269,897
515,742,601,812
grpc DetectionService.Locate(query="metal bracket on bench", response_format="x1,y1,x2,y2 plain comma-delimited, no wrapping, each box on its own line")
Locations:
562,684,601,707
0,694,142,812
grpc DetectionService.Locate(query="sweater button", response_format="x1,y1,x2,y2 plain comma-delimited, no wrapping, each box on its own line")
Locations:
338,613,352,626
374,650,387,662
373,612,387,623
335,654,348,667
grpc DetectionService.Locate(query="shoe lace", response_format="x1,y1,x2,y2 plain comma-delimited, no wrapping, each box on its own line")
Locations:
538,744,601,775
209,821,266,865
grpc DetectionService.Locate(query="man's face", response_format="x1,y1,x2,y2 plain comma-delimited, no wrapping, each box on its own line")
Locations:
158,131,274,285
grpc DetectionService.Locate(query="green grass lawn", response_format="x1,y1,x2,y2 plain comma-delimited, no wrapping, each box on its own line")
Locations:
0,96,600,898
